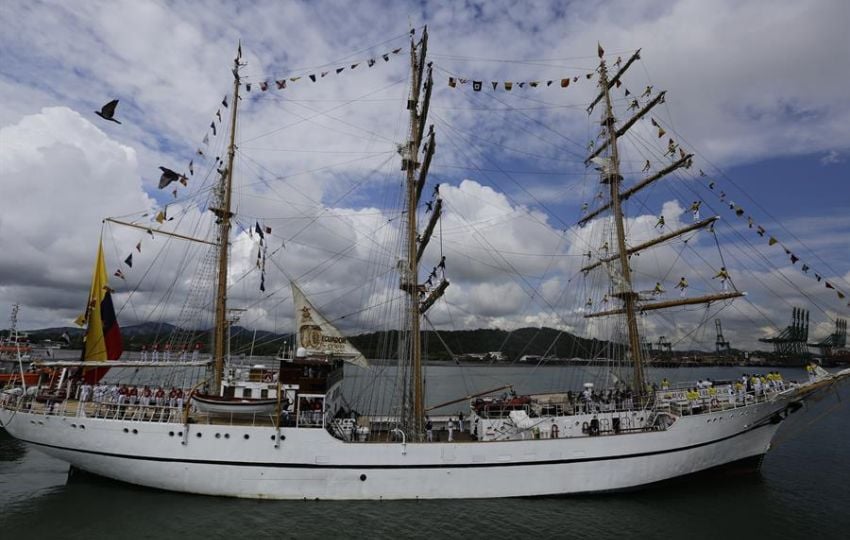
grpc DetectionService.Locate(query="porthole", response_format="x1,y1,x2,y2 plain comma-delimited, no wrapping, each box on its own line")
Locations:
80,425,86,429
270,435,276,441
124,427,129,433
215,433,221,439
224,433,230,439
71,424,77,428
178,432,183,437
360,474,367,482
132,428,138,434
196,432,202,438
244,434,250,440
169,431,175,437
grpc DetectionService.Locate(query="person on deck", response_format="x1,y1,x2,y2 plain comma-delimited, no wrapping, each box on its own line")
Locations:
807,363,818,382
752,375,762,397
447,418,456,442
426,417,434,442
687,389,699,412
734,380,745,404
79,383,91,403
458,412,465,433
281,397,292,425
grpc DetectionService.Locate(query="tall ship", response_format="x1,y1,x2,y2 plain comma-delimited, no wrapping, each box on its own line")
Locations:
1,32,848,499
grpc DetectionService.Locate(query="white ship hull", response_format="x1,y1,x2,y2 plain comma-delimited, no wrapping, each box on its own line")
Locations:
0,397,794,499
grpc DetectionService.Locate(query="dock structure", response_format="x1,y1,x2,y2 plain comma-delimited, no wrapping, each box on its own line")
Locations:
715,319,731,355
655,336,672,354
809,318,847,357
759,307,810,355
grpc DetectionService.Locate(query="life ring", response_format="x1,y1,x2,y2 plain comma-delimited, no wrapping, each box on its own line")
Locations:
551,424,560,439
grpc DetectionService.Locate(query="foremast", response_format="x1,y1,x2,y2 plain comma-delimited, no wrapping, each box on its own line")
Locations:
583,47,744,396
399,27,441,439
211,47,242,391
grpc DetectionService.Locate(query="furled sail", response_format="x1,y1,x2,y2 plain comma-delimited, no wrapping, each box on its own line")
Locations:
292,282,368,367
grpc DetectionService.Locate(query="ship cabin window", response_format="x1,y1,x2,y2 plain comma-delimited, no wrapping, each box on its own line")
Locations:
243,388,252,398
261,389,269,399
223,386,235,398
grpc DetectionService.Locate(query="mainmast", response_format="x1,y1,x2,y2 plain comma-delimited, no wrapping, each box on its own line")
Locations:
597,57,646,393
399,27,440,439
211,47,242,391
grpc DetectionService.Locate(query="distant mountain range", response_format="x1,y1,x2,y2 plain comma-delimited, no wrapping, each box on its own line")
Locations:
9,323,609,362
12,324,810,364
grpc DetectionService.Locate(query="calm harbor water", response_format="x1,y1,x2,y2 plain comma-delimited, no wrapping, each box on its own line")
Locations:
1,365,848,539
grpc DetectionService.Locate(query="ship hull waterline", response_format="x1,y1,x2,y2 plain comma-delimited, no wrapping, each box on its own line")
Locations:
0,399,794,500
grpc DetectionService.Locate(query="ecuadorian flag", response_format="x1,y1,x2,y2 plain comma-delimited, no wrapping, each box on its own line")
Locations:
81,240,123,383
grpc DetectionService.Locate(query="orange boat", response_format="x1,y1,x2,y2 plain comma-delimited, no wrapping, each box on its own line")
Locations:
0,371,40,386
0,334,32,358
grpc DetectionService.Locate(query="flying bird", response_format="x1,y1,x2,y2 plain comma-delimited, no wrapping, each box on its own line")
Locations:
95,100,122,124
158,166,186,189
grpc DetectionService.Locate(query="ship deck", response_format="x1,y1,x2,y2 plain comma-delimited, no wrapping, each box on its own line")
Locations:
0,381,799,446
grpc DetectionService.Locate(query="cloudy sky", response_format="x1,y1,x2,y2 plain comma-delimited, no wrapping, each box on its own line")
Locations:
1,0,848,351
